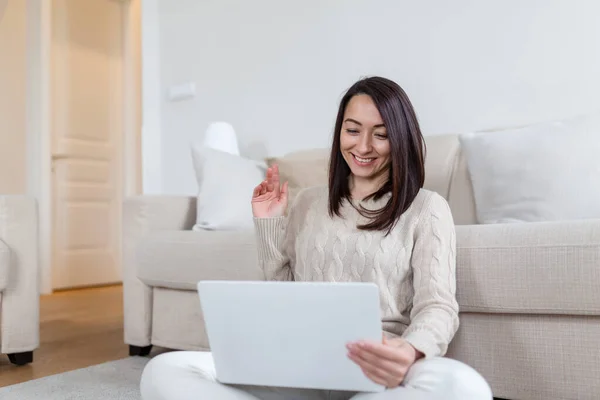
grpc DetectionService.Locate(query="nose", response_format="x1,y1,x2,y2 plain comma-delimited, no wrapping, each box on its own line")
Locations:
356,133,373,155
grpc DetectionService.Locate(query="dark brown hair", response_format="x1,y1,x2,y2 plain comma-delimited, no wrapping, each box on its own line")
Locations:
328,76,426,234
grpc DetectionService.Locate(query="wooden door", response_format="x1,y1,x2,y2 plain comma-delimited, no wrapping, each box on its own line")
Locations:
51,0,124,289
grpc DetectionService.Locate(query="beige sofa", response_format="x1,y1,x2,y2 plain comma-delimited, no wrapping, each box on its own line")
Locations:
123,134,600,400
0,195,40,365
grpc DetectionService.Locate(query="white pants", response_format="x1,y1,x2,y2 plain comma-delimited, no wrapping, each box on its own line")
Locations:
140,351,493,400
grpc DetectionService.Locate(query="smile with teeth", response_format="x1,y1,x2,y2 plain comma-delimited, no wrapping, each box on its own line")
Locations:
352,154,376,165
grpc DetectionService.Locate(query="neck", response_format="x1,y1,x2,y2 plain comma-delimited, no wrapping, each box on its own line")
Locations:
349,173,388,200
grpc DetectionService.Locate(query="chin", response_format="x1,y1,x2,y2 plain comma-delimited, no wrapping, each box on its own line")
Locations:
348,166,373,177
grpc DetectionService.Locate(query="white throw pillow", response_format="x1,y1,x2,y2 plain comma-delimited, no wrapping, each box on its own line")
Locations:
191,145,265,231
459,112,600,224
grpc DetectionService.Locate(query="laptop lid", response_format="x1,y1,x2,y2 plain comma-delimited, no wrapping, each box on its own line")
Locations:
197,280,385,393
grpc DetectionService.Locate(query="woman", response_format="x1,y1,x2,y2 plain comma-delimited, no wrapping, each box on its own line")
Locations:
140,77,493,399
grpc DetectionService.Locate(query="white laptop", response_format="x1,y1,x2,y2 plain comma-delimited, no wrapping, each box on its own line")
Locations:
197,280,385,393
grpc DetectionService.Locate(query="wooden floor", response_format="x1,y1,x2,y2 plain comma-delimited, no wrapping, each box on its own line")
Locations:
0,285,128,387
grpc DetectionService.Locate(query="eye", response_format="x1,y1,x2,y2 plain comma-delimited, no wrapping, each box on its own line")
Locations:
346,129,359,134
375,133,388,140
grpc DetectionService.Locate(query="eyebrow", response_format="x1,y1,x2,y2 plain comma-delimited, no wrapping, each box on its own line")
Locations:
344,118,385,128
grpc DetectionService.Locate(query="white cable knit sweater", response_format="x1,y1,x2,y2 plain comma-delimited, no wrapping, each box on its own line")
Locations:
253,186,459,359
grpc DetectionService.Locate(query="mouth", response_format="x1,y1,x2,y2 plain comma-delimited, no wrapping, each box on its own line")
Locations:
351,153,377,166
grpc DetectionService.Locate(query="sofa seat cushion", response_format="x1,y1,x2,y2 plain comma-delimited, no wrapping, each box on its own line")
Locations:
0,239,9,290
136,230,264,290
456,219,600,316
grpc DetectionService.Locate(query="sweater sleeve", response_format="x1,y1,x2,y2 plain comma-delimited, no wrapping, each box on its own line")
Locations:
402,192,460,359
253,215,295,281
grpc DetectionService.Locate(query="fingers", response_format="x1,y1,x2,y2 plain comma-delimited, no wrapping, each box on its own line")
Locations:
358,364,390,387
253,181,283,199
260,181,268,196
264,168,273,192
347,341,409,388
351,340,407,363
347,343,401,375
258,165,285,200
280,181,289,202
349,351,400,388
252,184,261,198
254,165,287,205
265,164,282,194
272,165,281,197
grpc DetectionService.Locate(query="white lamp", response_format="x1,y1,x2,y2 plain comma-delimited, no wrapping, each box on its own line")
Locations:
202,122,240,155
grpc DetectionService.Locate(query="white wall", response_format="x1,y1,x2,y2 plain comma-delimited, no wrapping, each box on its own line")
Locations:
0,0,27,194
143,0,600,195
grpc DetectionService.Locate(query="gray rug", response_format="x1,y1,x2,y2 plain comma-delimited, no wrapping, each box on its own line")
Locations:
0,357,150,399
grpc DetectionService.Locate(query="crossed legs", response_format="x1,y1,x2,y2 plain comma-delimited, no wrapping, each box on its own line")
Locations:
140,351,493,400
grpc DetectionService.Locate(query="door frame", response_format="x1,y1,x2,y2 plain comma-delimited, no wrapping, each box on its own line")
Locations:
28,0,142,294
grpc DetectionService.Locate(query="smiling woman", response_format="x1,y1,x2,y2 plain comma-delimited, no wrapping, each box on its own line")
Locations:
139,77,494,400
339,98,392,197
328,77,425,234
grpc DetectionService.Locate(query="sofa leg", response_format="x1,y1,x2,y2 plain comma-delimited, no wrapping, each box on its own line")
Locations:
129,345,153,357
8,351,33,366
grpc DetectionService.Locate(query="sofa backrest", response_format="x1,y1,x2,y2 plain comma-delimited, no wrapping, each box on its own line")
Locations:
424,134,477,225
268,134,477,225
447,140,478,225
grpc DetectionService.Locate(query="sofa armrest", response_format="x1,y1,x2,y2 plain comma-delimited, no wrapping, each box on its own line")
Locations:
0,195,39,354
122,195,196,347
456,219,600,315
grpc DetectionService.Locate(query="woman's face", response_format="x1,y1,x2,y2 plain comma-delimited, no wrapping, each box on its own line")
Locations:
340,94,391,184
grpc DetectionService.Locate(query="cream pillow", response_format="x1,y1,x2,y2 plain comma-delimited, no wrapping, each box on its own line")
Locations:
191,145,265,231
459,112,600,224
267,148,330,188
267,148,330,207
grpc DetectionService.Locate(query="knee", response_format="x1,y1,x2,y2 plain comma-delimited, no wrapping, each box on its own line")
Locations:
139,352,176,399
140,351,216,400
405,357,493,400
442,358,493,399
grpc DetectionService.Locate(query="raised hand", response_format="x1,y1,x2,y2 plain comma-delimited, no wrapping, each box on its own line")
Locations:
251,164,289,218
